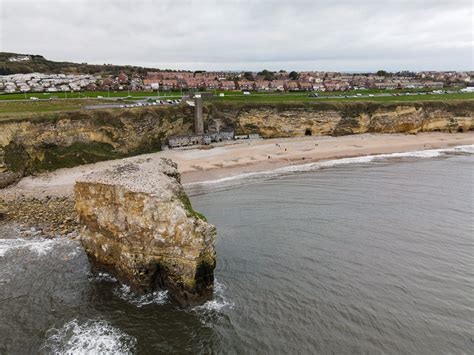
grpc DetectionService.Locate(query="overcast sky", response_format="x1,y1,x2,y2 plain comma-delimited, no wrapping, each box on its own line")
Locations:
0,0,472,71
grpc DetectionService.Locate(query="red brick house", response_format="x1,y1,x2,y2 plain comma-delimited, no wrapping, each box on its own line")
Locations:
220,81,236,90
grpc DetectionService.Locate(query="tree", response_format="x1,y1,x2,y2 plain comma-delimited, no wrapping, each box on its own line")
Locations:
289,71,300,80
244,71,254,81
376,70,388,77
257,69,274,81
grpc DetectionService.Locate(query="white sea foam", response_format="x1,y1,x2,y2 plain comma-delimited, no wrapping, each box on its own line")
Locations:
0,237,63,257
444,144,474,154
114,284,169,307
185,144,474,190
191,280,234,326
66,245,83,258
41,319,136,355
88,271,118,283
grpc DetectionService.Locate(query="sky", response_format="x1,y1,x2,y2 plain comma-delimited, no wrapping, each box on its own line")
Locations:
0,0,472,71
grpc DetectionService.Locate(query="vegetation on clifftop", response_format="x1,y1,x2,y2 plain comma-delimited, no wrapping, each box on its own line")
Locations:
0,52,161,76
178,192,207,222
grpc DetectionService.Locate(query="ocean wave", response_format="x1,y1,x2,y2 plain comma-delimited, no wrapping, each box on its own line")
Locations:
41,319,136,355
444,144,474,154
0,237,65,257
88,271,118,283
113,284,169,307
185,144,474,190
191,280,234,326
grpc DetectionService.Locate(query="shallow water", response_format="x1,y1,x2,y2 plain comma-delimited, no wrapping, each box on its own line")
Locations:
0,148,473,354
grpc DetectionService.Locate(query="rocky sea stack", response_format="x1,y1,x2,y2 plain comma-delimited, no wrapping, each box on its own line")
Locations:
74,157,216,305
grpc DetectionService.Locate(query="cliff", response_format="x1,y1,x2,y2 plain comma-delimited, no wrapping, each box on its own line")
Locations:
211,101,474,138
1,100,473,188
74,157,216,305
0,105,197,188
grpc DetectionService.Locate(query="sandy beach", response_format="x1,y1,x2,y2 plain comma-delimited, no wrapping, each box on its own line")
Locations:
1,132,472,201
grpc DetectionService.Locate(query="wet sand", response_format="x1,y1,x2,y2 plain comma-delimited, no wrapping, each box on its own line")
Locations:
1,132,472,200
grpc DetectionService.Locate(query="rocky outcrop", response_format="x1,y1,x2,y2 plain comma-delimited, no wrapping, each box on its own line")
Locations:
212,101,474,138
74,158,216,305
1,101,473,188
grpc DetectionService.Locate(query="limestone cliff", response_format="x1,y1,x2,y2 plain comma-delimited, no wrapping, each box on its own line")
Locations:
1,100,473,188
0,105,197,188
212,101,474,138
74,157,216,305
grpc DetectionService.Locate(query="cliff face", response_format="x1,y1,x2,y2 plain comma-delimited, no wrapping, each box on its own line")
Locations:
1,101,473,188
0,105,196,188
74,158,216,305
212,101,474,138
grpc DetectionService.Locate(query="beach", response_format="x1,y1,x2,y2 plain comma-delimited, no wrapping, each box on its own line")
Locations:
0,132,472,201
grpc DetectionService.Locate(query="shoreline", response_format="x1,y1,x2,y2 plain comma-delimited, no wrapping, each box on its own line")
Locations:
0,132,472,237
0,132,473,201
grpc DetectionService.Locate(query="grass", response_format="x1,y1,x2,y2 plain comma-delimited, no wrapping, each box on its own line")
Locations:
31,142,122,172
0,90,162,100
0,91,472,122
0,99,110,120
178,192,207,221
210,92,474,103
0,90,188,101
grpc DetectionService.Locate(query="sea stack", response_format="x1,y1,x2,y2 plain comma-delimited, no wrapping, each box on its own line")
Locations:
74,157,216,305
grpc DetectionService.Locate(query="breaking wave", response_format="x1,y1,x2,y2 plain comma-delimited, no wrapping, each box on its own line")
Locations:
113,284,169,307
41,319,136,355
0,237,69,257
191,280,234,326
185,144,474,193
88,271,118,283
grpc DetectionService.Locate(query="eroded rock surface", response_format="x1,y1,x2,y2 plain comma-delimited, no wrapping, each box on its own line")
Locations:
74,157,216,305
222,101,474,138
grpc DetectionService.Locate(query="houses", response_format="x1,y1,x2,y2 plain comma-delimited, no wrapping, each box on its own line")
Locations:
0,69,467,95
217,127,235,140
237,80,254,91
323,80,351,91
373,81,399,90
423,81,444,89
220,80,236,90
202,79,220,90
269,80,285,91
254,80,270,91
117,72,129,84
298,82,313,91
168,134,204,148
168,128,235,148
284,81,299,91
161,79,178,90
183,79,201,90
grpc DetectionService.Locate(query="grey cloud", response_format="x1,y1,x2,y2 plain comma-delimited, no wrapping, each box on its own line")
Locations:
1,0,472,71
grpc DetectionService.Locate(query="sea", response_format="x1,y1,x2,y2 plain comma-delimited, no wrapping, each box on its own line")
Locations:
0,145,473,354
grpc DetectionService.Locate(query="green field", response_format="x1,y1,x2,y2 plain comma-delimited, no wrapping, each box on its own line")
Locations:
0,91,473,122
0,90,166,100
0,99,108,120
210,92,474,103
